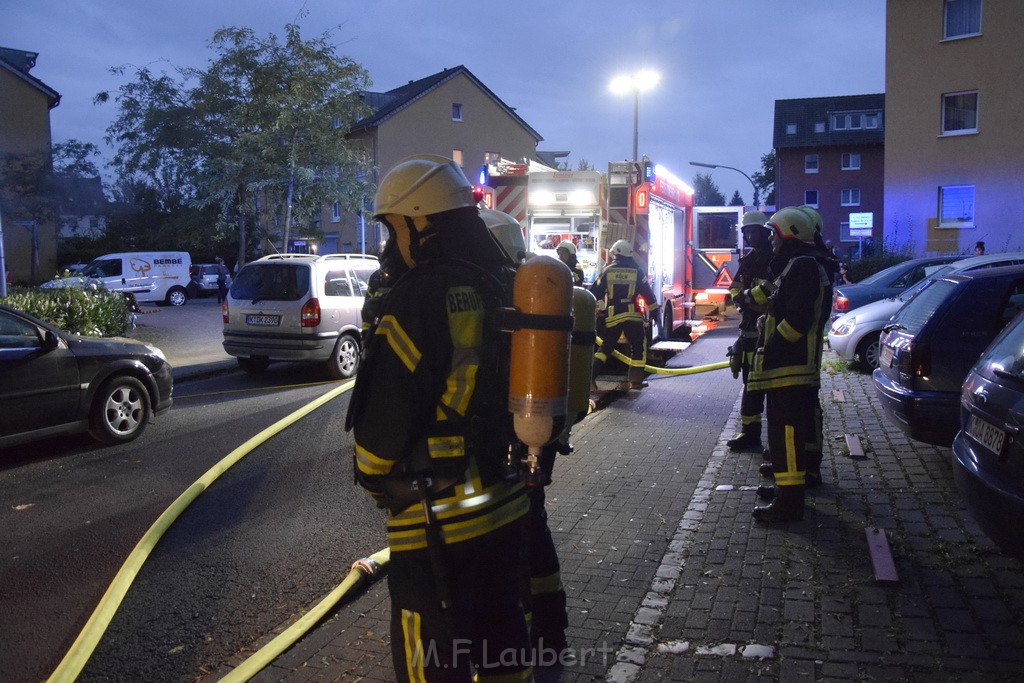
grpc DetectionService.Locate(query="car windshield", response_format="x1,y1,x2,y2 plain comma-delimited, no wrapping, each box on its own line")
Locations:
230,264,310,302
891,279,958,334
80,258,121,278
978,311,1024,380
898,265,956,301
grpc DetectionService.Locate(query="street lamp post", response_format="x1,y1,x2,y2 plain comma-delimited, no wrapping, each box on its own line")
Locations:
689,161,759,208
610,71,660,162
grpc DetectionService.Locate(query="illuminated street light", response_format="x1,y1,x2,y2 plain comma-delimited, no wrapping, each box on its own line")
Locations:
689,161,760,207
609,70,661,162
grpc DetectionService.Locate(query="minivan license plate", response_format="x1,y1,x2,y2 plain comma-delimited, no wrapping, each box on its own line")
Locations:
246,314,280,327
879,345,894,368
967,413,1006,456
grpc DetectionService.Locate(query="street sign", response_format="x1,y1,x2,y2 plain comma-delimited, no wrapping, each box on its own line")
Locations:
849,212,873,237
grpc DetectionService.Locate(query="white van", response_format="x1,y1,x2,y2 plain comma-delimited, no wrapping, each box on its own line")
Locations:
42,252,194,306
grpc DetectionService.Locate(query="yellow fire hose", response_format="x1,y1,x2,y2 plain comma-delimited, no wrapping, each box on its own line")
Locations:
594,335,730,376
47,379,390,683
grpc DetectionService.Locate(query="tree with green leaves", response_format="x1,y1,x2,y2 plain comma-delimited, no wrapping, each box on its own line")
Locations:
728,190,744,206
97,22,373,266
692,172,726,206
752,150,776,207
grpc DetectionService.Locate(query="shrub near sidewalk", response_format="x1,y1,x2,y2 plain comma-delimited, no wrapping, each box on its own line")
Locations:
3,286,135,337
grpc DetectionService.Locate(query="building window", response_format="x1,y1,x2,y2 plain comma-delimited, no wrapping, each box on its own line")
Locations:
944,0,982,40
942,91,979,135
841,189,861,206
832,110,883,131
841,153,861,170
452,149,463,167
804,190,818,208
939,184,975,227
452,103,463,121
785,123,797,135
331,201,341,223
484,151,501,164
804,154,819,174
814,122,826,133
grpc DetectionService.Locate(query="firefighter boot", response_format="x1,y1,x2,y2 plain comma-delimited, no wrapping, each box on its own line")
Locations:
726,422,762,452
756,484,776,501
759,462,775,479
752,485,805,523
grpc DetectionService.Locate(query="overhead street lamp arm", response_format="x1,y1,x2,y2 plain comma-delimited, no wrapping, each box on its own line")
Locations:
689,161,759,206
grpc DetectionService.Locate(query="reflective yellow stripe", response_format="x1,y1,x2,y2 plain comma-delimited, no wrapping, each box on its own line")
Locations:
354,442,393,477
401,609,427,682
531,571,563,596
376,315,421,372
387,486,527,551
478,668,534,682
775,424,805,487
776,319,803,342
427,435,465,459
438,359,477,417
751,285,770,305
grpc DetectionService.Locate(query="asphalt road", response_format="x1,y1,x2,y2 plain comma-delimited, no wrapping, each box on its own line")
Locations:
0,298,386,681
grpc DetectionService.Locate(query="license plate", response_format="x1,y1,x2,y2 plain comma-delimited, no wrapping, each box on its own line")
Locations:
967,413,1006,456
246,314,281,327
879,344,894,368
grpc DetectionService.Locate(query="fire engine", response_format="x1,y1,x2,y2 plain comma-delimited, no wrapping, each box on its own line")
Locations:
479,158,747,340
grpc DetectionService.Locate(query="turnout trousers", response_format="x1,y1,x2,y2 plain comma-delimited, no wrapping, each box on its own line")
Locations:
765,385,819,488
387,520,532,682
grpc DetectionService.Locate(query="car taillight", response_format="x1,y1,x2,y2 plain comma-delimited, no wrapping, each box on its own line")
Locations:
301,298,321,327
222,301,228,323
833,295,850,312
909,341,930,377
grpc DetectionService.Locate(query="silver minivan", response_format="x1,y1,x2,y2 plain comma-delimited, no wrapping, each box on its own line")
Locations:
222,253,379,379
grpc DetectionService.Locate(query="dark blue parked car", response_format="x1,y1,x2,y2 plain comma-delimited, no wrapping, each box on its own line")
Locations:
830,255,959,324
873,265,1024,446
953,310,1024,559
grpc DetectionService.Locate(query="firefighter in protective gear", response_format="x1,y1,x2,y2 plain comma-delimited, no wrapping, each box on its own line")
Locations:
345,155,532,681
725,210,771,452
590,239,658,390
556,239,585,286
746,206,833,523
480,208,527,265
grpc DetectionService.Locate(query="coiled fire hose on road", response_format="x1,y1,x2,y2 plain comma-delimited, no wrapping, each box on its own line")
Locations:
47,379,390,683
594,335,730,376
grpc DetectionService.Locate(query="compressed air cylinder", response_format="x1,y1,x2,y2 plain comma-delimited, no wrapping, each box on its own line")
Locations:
567,287,597,417
508,255,573,455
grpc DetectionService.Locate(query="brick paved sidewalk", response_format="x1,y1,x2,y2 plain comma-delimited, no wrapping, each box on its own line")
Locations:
247,318,1024,682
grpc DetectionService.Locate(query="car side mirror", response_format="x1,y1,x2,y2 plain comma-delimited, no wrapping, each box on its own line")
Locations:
44,330,60,350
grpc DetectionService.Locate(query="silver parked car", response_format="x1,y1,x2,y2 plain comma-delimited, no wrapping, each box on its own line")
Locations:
222,253,379,379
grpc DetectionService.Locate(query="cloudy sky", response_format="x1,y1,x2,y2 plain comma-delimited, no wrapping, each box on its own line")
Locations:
5,0,885,203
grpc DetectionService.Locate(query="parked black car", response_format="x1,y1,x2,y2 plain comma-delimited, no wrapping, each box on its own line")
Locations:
953,310,1024,559
0,304,174,448
872,265,1024,446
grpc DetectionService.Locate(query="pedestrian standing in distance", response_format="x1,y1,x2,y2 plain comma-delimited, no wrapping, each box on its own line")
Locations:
975,240,986,255
214,256,229,303
344,155,532,681
590,239,658,390
836,262,853,285
725,211,771,452
746,207,833,523
556,239,585,286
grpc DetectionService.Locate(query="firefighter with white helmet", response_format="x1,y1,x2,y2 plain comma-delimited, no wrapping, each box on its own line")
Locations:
745,207,834,523
555,238,585,285
590,238,658,390
345,154,533,680
479,208,527,265
725,210,772,452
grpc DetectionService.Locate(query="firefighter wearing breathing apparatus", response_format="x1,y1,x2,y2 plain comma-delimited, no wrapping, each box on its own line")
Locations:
345,156,543,681
746,207,833,523
590,239,658,390
725,210,771,452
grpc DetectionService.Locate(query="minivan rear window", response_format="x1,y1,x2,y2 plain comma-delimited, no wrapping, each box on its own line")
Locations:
231,264,310,302
891,279,958,334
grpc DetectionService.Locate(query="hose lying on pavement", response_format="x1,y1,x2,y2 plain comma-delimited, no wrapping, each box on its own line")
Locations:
219,548,390,683
47,379,390,683
595,335,730,376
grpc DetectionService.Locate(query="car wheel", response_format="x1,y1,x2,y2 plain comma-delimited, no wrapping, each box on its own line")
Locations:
237,357,270,373
327,333,360,380
857,333,882,372
165,286,188,307
88,375,151,445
